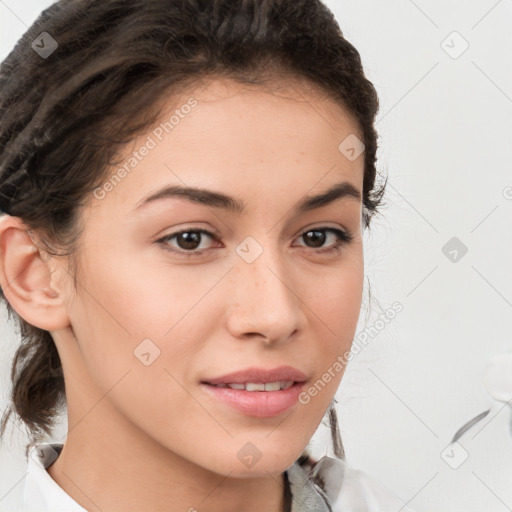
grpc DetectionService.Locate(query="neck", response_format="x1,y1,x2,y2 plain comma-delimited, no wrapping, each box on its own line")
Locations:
47,402,288,512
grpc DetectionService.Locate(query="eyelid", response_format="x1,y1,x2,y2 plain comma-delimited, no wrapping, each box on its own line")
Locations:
157,227,220,248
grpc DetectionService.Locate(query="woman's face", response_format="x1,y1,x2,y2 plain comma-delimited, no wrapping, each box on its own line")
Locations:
55,76,365,476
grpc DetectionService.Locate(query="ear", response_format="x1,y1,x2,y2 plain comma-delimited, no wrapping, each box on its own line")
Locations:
0,215,71,331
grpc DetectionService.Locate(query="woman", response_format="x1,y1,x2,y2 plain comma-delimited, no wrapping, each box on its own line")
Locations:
0,0,414,510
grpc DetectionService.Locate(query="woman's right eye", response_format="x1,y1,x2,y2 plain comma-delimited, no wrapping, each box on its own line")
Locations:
156,229,219,258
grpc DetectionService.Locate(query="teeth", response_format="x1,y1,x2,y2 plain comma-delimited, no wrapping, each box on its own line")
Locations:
212,381,294,391
245,382,266,391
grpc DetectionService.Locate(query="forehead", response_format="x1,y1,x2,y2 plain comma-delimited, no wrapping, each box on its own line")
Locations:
176,75,362,137
86,76,364,219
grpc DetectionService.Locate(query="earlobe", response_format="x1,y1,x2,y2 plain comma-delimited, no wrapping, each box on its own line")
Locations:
0,215,71,331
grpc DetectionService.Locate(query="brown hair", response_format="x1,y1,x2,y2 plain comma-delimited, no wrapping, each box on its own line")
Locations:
0,0,385,497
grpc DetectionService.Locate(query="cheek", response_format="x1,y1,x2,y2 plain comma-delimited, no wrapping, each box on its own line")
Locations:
299,256,363,401
307,257,364,344
67,249,225,398
73,246,207,339
66,268,207,441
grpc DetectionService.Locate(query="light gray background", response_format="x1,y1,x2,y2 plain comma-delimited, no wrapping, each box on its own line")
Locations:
1,1,511,511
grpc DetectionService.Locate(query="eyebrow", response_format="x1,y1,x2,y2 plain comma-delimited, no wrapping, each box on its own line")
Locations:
134,180,361,214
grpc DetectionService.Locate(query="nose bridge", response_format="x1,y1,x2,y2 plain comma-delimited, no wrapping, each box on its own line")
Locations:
226,235,304,341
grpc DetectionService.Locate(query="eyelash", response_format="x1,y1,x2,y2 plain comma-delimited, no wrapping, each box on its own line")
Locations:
156,226,353,259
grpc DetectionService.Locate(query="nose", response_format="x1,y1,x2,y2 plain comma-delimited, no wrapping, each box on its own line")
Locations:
224,241,307,345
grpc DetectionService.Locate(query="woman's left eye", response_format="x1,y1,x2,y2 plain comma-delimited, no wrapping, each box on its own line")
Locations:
156,227,352,258
295,227,353,254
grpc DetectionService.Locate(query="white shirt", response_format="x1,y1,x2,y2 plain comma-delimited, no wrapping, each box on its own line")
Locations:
22,443,86,512
22,443,415,512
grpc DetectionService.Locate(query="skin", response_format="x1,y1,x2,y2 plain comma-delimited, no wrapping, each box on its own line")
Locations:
0,76,365,512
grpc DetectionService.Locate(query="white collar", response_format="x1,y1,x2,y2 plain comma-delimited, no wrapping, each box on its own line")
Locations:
22,443,87,512
292,455,417,512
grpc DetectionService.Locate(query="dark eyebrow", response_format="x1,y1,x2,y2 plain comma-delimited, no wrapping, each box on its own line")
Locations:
134,181,361,214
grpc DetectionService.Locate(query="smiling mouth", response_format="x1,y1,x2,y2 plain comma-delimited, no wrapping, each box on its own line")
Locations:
199,365,308,417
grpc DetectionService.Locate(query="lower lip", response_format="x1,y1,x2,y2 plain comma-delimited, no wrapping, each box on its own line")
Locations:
200,382,305,418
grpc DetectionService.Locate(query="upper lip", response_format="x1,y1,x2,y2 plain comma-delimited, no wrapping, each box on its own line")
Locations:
202,366,308,385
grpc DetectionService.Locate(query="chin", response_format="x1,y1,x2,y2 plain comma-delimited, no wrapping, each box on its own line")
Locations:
206,441,306,478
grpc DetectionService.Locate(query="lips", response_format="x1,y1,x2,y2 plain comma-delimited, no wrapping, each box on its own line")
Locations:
201,365,308,386
200,366,309,417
